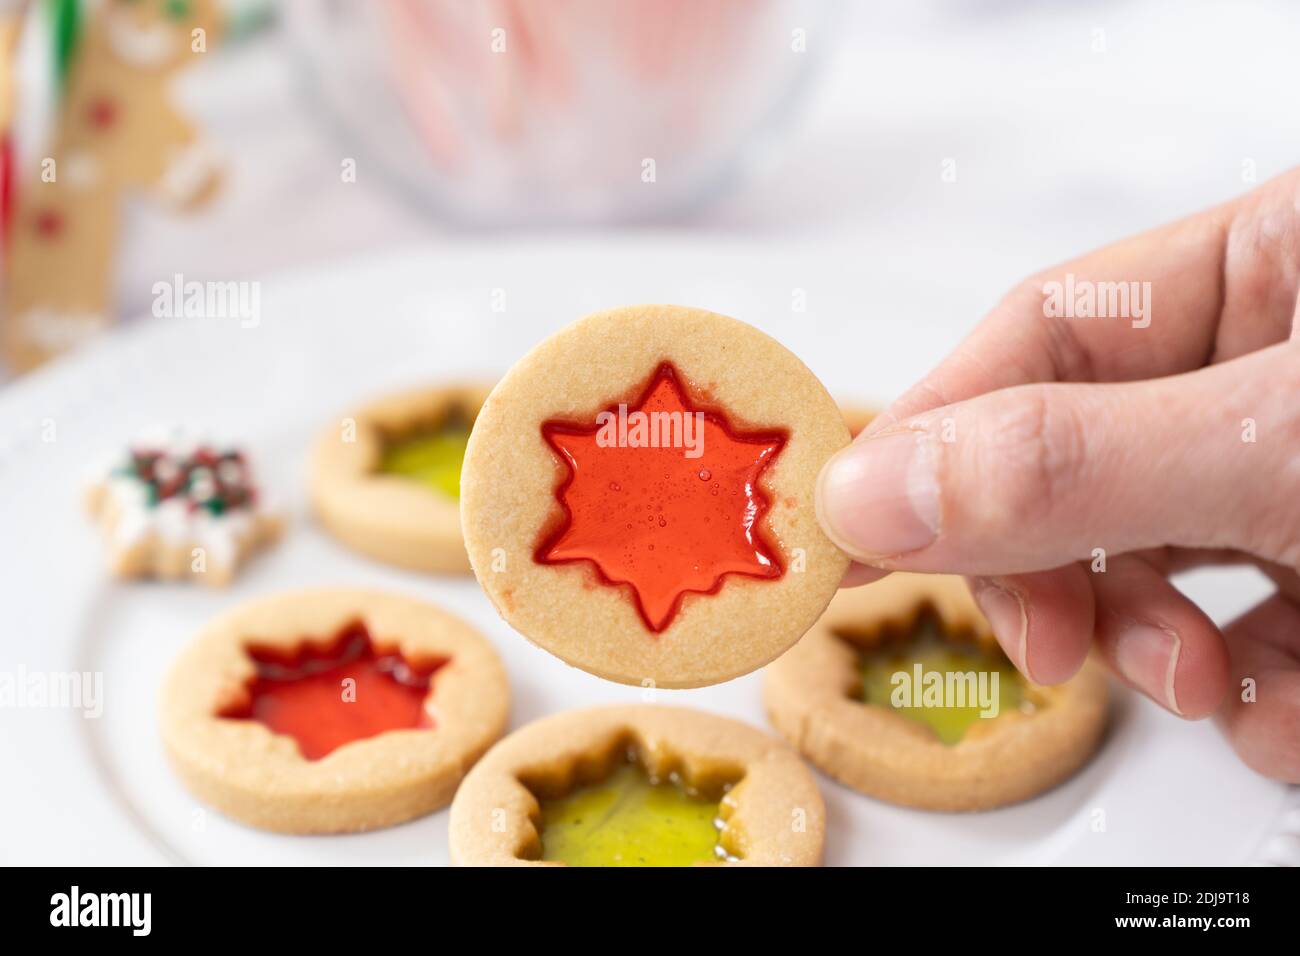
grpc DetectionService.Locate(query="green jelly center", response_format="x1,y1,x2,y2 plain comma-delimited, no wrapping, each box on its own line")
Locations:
857,618,1028,745
379,427,470,500
536,763,727,867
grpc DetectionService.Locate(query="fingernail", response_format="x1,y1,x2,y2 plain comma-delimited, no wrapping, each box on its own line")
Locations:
971,579,1032,681
1114,624,1182,715
815,431,940,561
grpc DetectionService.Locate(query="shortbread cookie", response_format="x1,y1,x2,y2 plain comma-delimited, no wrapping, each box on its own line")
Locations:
764,574,1108,811
838,402,879,437
310,382,492,573
460,305,851,688
449,705,824,866
161,589,509,834
86,428,281,586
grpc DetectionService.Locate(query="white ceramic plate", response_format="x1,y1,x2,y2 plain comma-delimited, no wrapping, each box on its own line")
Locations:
1,240,1293,865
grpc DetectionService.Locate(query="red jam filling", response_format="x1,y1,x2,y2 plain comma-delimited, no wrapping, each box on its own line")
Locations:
218,622,447,760
536,362,786,633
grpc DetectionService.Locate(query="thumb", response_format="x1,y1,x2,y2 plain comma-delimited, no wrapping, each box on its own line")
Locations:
815,344,1298,575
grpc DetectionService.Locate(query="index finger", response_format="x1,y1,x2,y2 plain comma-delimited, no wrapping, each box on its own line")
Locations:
863,182,1253,436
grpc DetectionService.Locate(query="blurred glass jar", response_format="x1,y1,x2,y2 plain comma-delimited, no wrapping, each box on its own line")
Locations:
285,0,840,226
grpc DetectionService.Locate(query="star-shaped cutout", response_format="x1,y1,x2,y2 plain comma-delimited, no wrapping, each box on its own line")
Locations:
219,623,446,760
536,363,786,633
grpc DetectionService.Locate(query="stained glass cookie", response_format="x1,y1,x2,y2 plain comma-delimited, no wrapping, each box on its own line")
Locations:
448,705,824,866
764,573,1109,811
85,428,281,585
310,383,491,573
161,589,509,833
838,402,879,437
459,305,851,688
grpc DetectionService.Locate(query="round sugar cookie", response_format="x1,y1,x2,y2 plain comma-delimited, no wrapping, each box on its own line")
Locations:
310,382,492,573
459,305,851,688
764,573,1109,811
837,402,880,437
161,588,509,834
448,705,824,866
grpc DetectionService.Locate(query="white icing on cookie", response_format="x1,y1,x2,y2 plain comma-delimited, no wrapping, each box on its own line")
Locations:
62,151,103,190
19,308,109,351
93,427,274,574
160,142,218,205
106,8,181,69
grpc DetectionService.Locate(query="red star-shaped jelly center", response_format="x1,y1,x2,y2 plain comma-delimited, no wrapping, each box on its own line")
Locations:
536,362,787,633
218,622,447,760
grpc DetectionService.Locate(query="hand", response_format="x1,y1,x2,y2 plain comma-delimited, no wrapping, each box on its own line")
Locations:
814,169,1300,783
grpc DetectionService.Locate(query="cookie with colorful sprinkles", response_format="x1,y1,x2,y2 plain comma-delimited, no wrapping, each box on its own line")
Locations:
85,427,281,585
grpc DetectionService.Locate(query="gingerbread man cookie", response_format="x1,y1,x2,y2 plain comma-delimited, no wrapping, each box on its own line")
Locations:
0,4,23,243
764,573,1109,811
86,427,281,585
460,305,851,688
449,705,824,866
3,0,223,371
161,588,510,834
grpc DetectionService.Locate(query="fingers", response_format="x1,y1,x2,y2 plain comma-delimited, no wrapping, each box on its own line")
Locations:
1217,594,1300,783
964,556,1230,715
841,563,889,588
863,168,1300,441
968,564,1095,685
816,342,1300,575
1090,555,1229,718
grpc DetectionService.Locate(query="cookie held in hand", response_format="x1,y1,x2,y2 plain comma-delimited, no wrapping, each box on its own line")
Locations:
460,305,851,688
